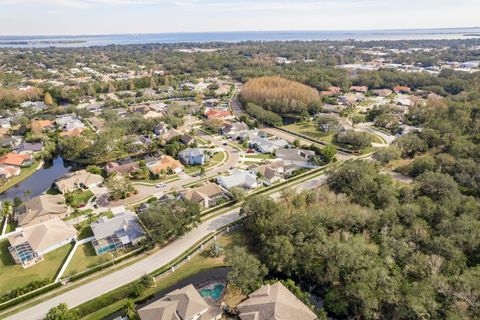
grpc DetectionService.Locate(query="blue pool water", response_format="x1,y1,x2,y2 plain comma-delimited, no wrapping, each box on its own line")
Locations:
199,284,225,301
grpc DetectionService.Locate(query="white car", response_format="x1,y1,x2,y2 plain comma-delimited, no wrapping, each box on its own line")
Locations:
156,183,167,188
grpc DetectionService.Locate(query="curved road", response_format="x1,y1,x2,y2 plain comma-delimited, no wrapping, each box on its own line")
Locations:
5,172,329,320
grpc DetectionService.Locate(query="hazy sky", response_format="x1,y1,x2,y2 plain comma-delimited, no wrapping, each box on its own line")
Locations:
0,0,479,35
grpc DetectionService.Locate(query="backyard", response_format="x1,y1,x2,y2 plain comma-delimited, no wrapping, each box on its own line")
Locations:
80,229,247,320
0,241,72,296
64,242,126,278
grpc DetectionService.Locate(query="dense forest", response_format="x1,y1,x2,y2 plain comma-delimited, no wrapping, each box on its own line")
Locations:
240,76,320,115
235,92,480,319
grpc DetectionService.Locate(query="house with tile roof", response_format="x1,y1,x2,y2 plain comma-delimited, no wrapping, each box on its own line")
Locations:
31,119,55,133
138,284,221,320
0,152,34,167
147,155,184,175
54,169,104,194
13,142,44,155
15,194,70,227
8,218,77,268
179,183,228,208
0,165,20,180
237,282,317,320
205,108,232,120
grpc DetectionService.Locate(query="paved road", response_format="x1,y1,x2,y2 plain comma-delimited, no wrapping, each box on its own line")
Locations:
96,130,240,209
6,173,328,320
6,210,241,320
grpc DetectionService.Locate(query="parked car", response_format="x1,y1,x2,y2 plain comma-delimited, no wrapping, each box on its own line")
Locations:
247,149,255,153
156,183,166,188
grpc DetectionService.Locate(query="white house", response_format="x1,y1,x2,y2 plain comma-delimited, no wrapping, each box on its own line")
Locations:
216,170,258,190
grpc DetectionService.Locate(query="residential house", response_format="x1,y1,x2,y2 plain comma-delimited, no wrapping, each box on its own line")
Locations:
161,129,183,143
55,114,80,127
372,89,393,97
20,101,47,112
237,282,317,320
251,160,298,186
338,93,364,106
13,142,44,155
105,161,140,176
0,166,20,180
180,134,195,146
393,86,412,94
0,135,23,148
88,116,106,131
153,123,168,136
15,194,70,226
31,120,55,133
64,120,86,132
90,211,145,255
129,105,151,114
320,86,341,96
275,149,316,168
249,137,289,154
350,85,369,93
178,148,210,166
8,218,77,268
147,155,184,175
143,111,165,119
221,122,249,137
59,127,85,137
0,153,34,167
0,118,12,129
54,169,104,194
180,183,227,208
138,284,222,320
217,170,258,190
205,108,232,120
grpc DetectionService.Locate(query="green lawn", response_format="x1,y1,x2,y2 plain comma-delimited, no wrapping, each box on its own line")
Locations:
282,122,335,143
64,243,126,277
80,230,247,320
66,190,94,208
0,241,72,296
244,153,275,160
74,220,94,240
0,161,40,194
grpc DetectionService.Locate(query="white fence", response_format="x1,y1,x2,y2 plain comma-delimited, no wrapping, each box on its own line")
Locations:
154,224,240,282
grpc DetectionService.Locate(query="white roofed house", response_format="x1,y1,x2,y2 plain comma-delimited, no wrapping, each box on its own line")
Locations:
216,170,258,190
90,211,145,255
7,218,77,268
249,137,289,154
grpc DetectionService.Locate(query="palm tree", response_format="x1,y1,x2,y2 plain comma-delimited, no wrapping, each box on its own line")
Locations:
72,208,81,223
23,190,32,203
86,212,97,224
2,201,11,230
123,299,137,320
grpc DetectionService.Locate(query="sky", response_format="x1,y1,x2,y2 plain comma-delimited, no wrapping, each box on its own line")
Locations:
0,0,479,36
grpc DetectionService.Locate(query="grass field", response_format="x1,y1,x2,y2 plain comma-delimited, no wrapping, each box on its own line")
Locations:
0,241,72,296
81,230,247,320
0,161,40,194
243,153,275,160
282,122,335,143
64,243,126,277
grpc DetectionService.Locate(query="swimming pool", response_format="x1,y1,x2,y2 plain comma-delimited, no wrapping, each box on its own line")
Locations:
199,284,225,301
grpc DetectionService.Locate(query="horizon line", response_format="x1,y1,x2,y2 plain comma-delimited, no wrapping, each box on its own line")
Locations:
1,26,479,38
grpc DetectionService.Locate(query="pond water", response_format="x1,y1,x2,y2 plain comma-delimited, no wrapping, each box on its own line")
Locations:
104,267,230,320
0,156,76,201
